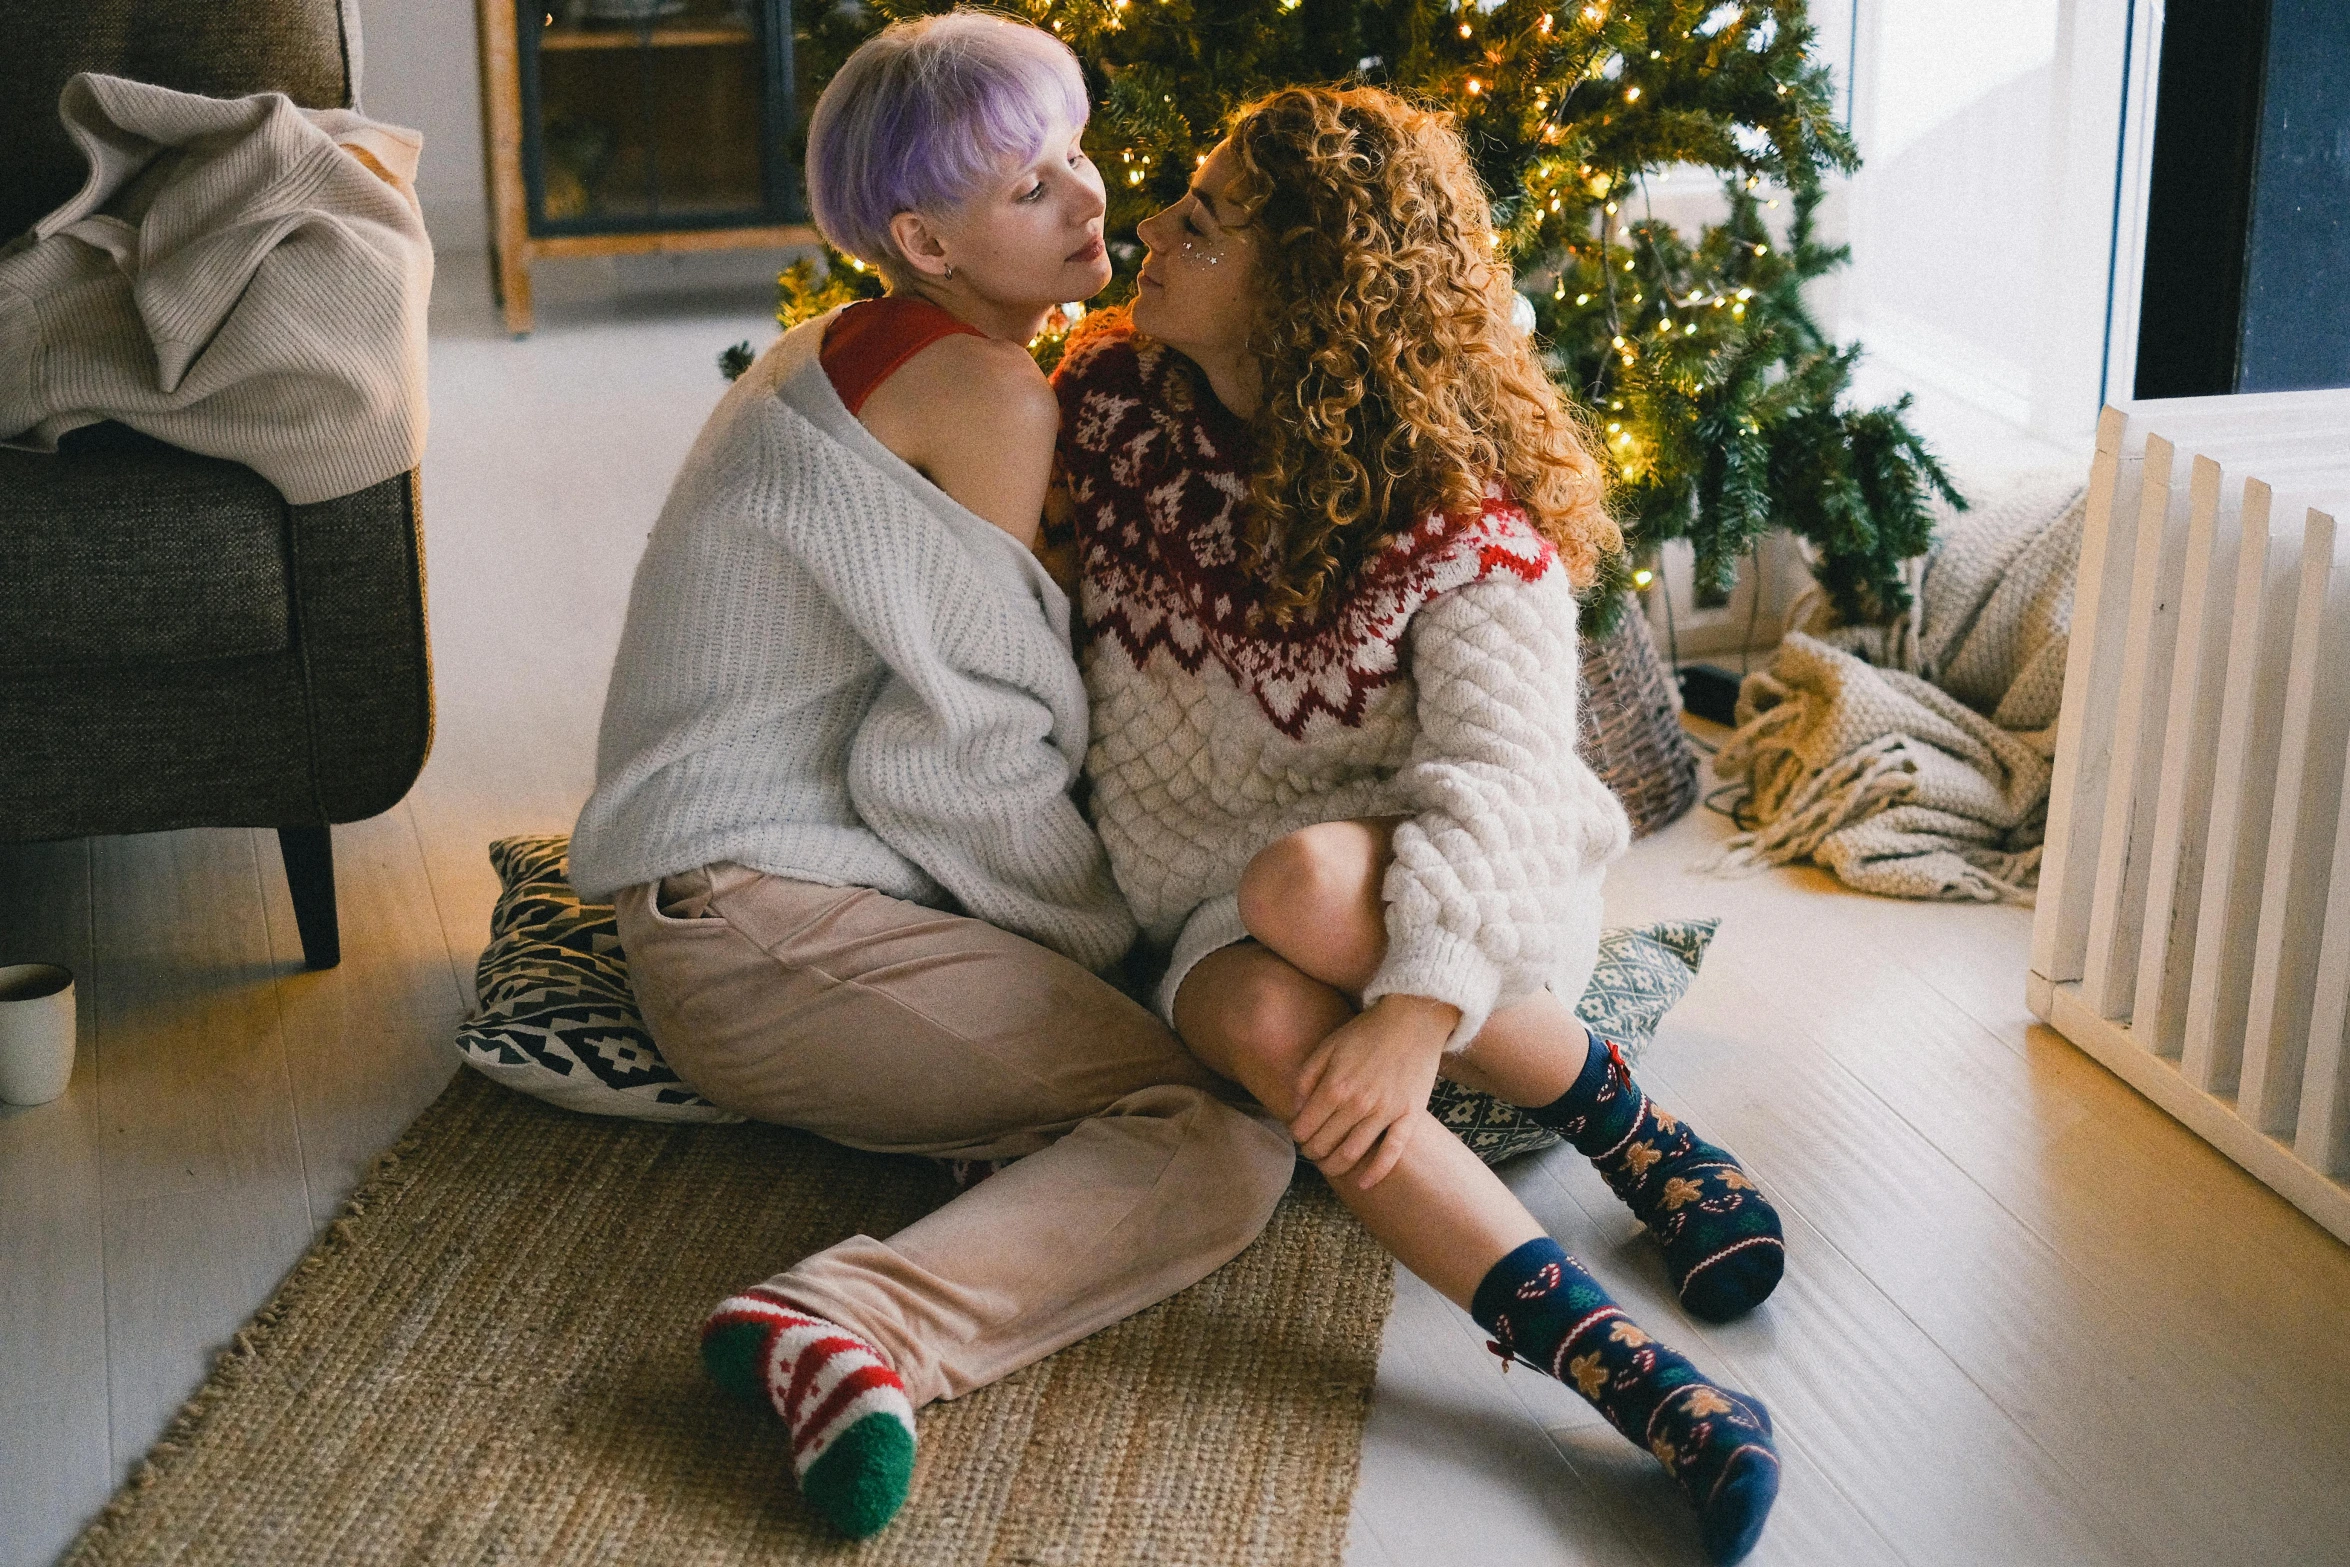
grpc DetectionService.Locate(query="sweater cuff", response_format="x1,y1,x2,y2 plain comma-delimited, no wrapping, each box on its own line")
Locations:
1361,924,1503,1052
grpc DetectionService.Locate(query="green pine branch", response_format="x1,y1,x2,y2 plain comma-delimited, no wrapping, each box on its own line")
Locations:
772,0,1963,631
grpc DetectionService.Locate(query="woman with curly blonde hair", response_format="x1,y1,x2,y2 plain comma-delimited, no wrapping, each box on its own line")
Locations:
1053,85,1783,1561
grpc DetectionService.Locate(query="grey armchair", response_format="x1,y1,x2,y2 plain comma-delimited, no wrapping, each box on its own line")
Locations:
0,0,433,969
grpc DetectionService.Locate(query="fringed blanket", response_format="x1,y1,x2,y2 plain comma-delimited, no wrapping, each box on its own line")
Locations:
1710,471,2085,903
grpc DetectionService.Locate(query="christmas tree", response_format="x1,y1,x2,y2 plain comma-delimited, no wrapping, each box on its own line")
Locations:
768,0,1962,629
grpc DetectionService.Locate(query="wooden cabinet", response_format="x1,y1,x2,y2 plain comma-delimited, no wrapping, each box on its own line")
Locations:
474,0,818,334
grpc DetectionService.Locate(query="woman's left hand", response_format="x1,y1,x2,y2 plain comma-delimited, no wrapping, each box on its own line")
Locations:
1291,994,1459,1190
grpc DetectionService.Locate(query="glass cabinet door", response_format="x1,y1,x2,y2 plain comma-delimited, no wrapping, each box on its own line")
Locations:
517,0,800,235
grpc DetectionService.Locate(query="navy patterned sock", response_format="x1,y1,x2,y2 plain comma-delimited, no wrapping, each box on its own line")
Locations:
1472,1238,1779,1565
1528,1032,1785,1321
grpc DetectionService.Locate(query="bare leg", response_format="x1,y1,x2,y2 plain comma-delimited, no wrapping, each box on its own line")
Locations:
1171,941,1781,1562
1235,818,1594,1105
1174,944,1541,1307
1235,817,1786,1324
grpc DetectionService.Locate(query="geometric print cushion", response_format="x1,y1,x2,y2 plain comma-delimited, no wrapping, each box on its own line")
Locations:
451,835,742,1124
451,831,1716,1156
1427,918,1718,1165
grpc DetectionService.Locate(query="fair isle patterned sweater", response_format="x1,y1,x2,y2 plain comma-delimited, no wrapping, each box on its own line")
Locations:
1053,323,1632,1046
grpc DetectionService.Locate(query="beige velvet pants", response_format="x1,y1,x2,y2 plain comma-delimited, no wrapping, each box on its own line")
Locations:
613,863,1296,1408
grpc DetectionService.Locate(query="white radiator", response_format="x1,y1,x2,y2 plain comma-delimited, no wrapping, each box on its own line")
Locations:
2028,393,2350,1245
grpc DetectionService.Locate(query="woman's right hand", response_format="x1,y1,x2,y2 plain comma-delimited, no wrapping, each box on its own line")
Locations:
1291,992,1459,1189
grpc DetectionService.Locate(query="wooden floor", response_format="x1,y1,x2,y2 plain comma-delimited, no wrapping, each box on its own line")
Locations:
6,264,2349,1567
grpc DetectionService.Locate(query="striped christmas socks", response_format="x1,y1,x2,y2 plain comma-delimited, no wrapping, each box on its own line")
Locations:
701,1286,918,1538
1530,1033,1785,1321
1473,1238,1779,1565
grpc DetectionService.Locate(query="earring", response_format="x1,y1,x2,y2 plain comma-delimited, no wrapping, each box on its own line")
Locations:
943,263,955,281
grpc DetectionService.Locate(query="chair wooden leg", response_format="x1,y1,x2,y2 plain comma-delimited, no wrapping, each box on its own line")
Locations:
278,824,341,970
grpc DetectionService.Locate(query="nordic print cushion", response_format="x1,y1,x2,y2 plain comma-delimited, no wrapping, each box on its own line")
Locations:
1426,918,1719,1165
455,834,1715,1162
452,835,742,1124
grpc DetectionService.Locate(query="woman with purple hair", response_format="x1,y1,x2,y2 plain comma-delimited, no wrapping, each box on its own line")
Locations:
569,10,1295,1539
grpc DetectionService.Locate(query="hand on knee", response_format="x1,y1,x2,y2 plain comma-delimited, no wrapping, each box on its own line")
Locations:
1174,948,1353,1120
1235,819,1399,992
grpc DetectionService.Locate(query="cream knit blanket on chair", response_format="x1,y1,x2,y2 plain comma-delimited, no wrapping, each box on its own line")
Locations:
1710,472,2085,903
0,73,430,503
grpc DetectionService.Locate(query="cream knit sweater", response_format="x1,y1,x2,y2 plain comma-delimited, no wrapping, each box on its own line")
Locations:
571,313,1136,973
1,75,430,504
1056,326,1632,1045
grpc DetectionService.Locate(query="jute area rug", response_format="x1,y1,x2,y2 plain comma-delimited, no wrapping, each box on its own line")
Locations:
63,1070,1392,1566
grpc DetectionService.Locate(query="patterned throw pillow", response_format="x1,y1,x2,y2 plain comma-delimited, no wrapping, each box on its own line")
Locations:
1426,918,1718,1164
452,836,741,1124
454,836,1715,1164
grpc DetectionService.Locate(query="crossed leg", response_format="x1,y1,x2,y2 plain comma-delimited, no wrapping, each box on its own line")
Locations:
1172,820,1784,1562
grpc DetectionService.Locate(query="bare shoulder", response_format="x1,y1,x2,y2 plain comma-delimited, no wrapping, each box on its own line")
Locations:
862,333,1061,545
862,333,1056,460
909,334,1059,433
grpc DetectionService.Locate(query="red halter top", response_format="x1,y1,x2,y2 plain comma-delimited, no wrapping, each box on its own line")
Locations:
819,295,987,416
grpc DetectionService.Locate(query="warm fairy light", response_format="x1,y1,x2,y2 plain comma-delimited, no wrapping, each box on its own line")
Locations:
1582,4,1602,17
1607,421,1621,431
1753,243,1769,255
1604,200,1618,214
1611,334,1627,348
1554,280,1567,298
1736,287,1754,299
1459,20,1473,36
1684,322,1697,334
1624,258,1635,271
1466,77,1483,93
1576,292,1590,304
1539,12,1553,31
850,258,867,271
1633,567,1655,587
1624,85,1641,101
1658,318,1672,332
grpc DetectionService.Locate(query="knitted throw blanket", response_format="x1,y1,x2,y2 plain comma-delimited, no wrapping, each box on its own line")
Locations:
0,74,430,503
1711,472,2085,903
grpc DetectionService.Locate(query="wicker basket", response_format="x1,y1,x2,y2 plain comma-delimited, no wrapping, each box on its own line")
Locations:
1577,599,1700,838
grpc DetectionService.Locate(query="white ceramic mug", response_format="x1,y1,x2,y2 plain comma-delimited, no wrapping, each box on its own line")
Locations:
0,963,76,1106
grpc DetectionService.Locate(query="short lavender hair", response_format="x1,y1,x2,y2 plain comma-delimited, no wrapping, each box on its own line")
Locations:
805,10,1091,278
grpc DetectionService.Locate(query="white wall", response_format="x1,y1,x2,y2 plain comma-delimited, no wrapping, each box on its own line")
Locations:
355,0,491,255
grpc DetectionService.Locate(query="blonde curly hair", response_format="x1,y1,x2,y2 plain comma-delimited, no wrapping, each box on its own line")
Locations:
1221,85,1619,624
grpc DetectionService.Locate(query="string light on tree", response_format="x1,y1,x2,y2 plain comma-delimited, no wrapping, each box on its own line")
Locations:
768,0,1958,629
